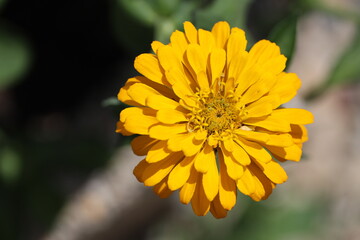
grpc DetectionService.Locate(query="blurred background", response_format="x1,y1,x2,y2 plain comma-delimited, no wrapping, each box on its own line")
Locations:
0,0,360,239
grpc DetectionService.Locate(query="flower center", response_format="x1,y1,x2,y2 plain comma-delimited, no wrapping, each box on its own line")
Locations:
187,91,245,135
203,96,238,132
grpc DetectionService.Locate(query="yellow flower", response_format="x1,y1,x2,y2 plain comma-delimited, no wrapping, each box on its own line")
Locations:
116,21,313,218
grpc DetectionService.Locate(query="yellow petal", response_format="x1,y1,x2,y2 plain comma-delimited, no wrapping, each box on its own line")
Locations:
245,102,273,119
198,29,215,52
235,138,272,163
121,107,158,135
262,54,287,75
142,152,184,186
146,94,180,110
201,147,219,201
223,137,235,152
249,179,266,201
248,163,273,201
115,121,132,136
236,167,256,196
238,82,268,106
234,66,261,97
195,71,210,92
226,27,247,64
269,72,301,104
167,133,193,152
207,135,219,147
194,143,213,173
254,158,288,184
126,82,160,106
227,51,248,82
146,140,172,163
179,166,198,204
249,94,281,110
134,53,169,87
186,44,209,89
182,135,205,157
151,40,164,54
224,77,235,95
218,151,237,210
118,76,178,106
168,72,195,99
246,40,281,72
156,45,182,76
118,78,143,107
119,107,146,122
133,159,149,182
256,72,281,95
191,178,210,216
130,76,177,100
157,45,194,90
232,142,251,165
179,94,199,110
184,21,198,43
235,129,269,144
266,144,302,162
211,21,230,49
168,155,195,190
243,115,291,132
210,194,228,219
194,129,208,141
131,136,158,156
272,108,314,125
265,133,294,147
220,146,244,180
156,108,188,124
153,177,172,198
210,48,226,85
290,124,308,144
170,30,188,59
149,123,187,140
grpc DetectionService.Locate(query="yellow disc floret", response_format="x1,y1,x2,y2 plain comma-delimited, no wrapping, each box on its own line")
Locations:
187,89,246,136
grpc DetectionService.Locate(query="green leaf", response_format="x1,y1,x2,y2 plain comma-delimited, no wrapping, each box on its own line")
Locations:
0,23,31,89
111,1,154,53
195,0,253,30
153,0,181,17
327,33,360,86
153,1,201,43
306,32,360,100
268,14,298,66
154,18,177,44
0,146,21,184
117,0,159,26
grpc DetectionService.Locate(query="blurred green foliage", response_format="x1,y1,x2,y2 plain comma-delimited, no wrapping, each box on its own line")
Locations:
148,196,327,240
0,145,21,184
0,0,6,10
0,23,31,89
229,200,325,240
302,0,360,100
0,0,31,90
195,0,252,30
0,130,21,184
307,31,360,100
113,0,252,48
328,33,360,86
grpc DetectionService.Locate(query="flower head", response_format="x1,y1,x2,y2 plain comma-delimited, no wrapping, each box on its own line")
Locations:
117,21,313,218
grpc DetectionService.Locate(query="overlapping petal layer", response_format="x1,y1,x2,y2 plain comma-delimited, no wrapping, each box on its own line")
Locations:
117,21,313,218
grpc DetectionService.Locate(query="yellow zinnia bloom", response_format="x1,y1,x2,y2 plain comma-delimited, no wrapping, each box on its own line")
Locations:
116,21,313,218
